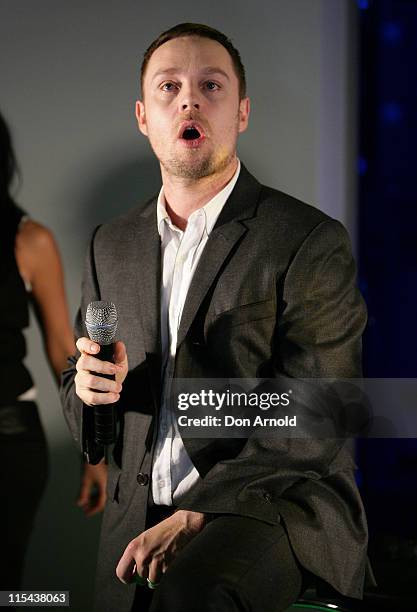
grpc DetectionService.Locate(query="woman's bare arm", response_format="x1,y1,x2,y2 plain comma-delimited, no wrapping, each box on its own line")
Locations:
15,219,107,516
15,219,75,384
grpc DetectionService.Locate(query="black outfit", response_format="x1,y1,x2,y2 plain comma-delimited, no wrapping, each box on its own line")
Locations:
0,204,48,589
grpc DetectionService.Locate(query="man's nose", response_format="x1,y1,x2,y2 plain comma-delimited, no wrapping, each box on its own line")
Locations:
178,83,201,112
182,101,199,111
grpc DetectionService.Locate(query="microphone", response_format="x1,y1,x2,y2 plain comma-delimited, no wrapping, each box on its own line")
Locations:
85,300,118,464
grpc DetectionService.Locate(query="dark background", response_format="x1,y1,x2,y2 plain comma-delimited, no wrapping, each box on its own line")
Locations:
357,0,417,599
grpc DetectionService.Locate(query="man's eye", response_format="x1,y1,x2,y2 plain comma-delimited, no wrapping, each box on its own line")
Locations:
205,81,219,90
161,82,177,92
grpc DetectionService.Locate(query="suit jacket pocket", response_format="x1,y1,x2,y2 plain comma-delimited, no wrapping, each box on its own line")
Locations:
214,298,276,328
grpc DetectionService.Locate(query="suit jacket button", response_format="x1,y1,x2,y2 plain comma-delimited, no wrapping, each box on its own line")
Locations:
136,473,149,486
263,491,272,503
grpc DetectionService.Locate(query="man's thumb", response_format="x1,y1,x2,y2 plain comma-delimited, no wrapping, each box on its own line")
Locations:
113,340,128,367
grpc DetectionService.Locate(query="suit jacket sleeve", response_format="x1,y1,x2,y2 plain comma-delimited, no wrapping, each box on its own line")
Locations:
60,225,105,464
175,218,368,522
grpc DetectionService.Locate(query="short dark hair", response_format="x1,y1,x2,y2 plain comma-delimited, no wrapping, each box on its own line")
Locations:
140,22,246,100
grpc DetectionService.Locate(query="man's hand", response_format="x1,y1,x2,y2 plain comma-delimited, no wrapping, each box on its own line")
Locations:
74,337,128,405
77,460,108,517
116,510,207,585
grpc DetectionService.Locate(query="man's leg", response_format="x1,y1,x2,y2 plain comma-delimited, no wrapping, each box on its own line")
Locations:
149,515,306,612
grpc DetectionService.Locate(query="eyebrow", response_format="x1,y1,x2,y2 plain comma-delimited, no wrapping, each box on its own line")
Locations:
151,67,230,83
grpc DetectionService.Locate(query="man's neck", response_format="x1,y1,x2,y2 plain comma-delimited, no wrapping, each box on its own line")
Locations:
161,157,238,231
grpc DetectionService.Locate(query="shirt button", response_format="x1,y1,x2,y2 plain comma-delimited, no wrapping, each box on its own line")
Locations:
136,473,149,486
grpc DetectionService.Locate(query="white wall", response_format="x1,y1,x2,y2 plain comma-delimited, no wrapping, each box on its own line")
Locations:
0,1,357,609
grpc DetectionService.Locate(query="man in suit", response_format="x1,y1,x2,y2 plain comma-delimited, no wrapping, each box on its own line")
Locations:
61,22,371,612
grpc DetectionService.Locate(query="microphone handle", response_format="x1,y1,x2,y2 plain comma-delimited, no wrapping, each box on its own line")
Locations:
93,343,116,463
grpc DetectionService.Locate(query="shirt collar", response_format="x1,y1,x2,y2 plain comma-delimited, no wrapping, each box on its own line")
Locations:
157,158,241,237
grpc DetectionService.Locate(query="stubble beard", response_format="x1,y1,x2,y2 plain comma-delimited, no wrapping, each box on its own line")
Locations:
152,114,240,180
161,148,235,180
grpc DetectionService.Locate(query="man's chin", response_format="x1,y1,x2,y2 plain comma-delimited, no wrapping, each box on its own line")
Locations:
161,155,215,180
161,147,237,180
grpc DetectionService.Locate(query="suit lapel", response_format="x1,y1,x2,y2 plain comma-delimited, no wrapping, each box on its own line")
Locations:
176,162,262,348
128,163,263,384
128,202,161,403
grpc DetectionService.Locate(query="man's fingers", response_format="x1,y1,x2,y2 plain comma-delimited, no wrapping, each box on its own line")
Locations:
75,339,127,394
74,369,121,405
76,353,120,376
76,337,100,355
76,372,122,394
80,389,120,406
113,341,129,382
116,541,144,584
74,354,123,407
113,340,127,365
147,557,164,585
130,564,148,586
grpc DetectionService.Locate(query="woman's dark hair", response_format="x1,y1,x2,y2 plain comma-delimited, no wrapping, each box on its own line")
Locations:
0,111,23,261
0,110,19,207
140,22,246,100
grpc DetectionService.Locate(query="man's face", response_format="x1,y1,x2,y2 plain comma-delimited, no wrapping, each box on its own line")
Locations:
136,35,250,179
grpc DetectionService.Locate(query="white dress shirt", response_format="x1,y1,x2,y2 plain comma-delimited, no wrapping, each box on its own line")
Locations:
151,158,241,505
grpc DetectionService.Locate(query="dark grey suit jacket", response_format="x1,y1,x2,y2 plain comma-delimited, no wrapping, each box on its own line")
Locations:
61,162,371,612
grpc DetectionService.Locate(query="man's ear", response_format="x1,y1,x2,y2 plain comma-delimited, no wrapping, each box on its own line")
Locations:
135,100,148,137
238,97,250,134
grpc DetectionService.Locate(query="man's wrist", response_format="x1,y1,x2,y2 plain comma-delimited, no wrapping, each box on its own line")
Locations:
174,509,209,531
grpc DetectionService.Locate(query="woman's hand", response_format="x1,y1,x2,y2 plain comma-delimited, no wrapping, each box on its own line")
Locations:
77,460,108,517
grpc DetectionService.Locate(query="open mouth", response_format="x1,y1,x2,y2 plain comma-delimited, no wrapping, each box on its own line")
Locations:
181,126,202,140
178,122,206,148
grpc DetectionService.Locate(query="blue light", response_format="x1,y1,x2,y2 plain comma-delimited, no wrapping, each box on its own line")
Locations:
357,0,370,9
381,102,403,123
358,156,368,176
382,22,402,43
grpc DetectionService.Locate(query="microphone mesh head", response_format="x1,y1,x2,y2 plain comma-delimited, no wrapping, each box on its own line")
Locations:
85,301,118,345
